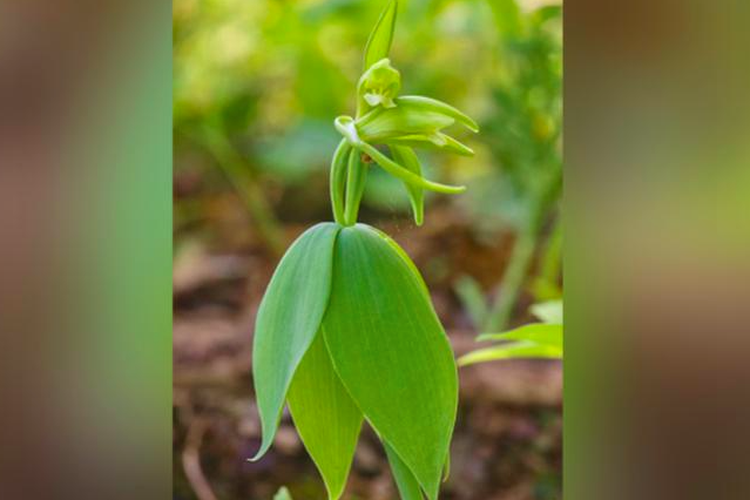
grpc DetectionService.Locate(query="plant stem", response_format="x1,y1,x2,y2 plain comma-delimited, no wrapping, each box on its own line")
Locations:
483,167,561,332
201,123,285,257
483,220,538,332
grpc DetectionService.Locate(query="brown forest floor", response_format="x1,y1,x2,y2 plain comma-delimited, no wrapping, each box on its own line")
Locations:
173,182,562,500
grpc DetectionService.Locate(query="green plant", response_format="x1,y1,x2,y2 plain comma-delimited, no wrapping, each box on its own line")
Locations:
460,0,562,331
251,2,477,499
459,300,563,366
274,487,292,500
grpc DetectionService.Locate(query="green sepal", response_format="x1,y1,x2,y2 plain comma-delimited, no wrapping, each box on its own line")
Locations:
358,141,466,195
357,106,455,144
251,223,341,460
363,0,398,71
396,96,479,132
390,145,425,225
343,149,368,226
287,332,363,500
330,139,351,225
385,133,475,156
322,224,458,500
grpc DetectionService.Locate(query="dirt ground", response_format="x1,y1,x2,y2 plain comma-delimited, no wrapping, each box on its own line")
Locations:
173,184,562,500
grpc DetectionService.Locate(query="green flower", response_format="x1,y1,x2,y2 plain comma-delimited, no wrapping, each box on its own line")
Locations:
358,58,401,111
334,22,478,226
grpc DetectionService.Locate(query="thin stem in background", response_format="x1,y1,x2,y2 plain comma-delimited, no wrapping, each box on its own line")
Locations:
200,123,286,257
483,166,561,332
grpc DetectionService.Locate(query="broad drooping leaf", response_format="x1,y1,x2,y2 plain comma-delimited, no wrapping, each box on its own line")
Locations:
252,223,340,459
363,0,398,71
287,332,362,500
322,224,458,500
384,440,424,500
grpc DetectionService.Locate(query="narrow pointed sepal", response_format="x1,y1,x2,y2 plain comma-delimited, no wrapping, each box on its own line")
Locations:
358,141,466,195
389,145,425,225
396,95,479,132
363,0,398,71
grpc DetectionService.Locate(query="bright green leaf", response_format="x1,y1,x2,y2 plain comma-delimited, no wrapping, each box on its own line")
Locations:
477,323,563,350
323,224,458,500
390,145,425,225
252,223,341,460
364,0,398,71
384,440,424,500
288,332,363,500
458,340,562,366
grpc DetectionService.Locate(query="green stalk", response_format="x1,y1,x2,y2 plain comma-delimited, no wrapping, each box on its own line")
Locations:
201,123,285,257
483,167,561,332
483,221,538,332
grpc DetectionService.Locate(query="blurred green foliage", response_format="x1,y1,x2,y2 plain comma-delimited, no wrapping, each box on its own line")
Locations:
174,0,560,213
174,0,561,319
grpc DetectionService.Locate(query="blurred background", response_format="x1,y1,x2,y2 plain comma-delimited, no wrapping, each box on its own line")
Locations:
173,0,562,498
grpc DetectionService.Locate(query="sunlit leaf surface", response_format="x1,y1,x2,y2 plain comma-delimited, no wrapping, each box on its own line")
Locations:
322,224,457,500
384,440,424,500
252,223,340,459
288,333,362,500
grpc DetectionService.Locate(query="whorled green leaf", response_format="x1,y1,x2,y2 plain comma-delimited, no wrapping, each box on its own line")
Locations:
363,0,398,71
287,332,363,500
251,223,341,460
390,145,425,225
384,440,424,500
322,224,458,500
